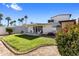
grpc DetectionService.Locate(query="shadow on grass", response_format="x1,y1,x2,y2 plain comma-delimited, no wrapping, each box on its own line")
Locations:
40,34,56,38
15,34,40,40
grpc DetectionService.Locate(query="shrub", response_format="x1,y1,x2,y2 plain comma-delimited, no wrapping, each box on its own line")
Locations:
6,27,13,35
47,32,56,37
56,25,79,56
21,30,24,34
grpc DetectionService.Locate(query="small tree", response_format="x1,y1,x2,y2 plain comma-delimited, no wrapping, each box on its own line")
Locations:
6,27,13,35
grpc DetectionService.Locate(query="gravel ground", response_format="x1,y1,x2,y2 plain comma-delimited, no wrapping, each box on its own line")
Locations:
0,39,60,56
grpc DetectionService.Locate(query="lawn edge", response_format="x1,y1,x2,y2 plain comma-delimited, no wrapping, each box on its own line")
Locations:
1,39,56,55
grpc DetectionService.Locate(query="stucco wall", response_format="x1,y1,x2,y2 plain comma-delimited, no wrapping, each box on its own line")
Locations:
52,14,71,23
0,25,56,35
43,24,56,34
27,24,56,34
12,26,28,34
0,27,8,35
51,14,71,28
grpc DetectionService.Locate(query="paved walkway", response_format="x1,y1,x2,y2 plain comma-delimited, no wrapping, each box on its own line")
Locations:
0,41,14,56
0,36,60,56
22,46,60,56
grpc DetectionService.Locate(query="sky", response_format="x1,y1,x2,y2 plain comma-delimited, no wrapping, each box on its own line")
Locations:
0,3,79,26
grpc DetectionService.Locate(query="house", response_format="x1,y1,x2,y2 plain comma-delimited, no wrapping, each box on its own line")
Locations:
18,14,72,35
3,14,77,35
12,14,73,35
0,14,78,36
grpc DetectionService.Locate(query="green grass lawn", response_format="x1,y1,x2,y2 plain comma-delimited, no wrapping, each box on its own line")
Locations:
3,34,56,52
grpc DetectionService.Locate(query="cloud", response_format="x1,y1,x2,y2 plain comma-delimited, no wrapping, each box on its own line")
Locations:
10,3,22,11
6,4,10,8
3,3,22,11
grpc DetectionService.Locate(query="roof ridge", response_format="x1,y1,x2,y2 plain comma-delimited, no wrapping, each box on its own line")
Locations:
52,14,72,18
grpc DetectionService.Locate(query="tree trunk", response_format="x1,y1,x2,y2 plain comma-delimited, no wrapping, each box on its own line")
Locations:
25,19,27,24
7,21,9,27
0,20,1,24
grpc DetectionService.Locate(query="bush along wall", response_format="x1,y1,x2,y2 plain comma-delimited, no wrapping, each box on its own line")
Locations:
6,27,13,35
56,25,79,56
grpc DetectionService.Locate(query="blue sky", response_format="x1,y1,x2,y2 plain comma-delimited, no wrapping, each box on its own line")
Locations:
0,3,79,26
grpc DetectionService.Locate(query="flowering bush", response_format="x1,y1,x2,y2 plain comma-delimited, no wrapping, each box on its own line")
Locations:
56,25,79,56
63,27,68,33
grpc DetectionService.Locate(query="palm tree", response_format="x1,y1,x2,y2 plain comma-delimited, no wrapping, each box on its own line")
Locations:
18,18,21,25
0,13,3,24
18,15,28,26
21,18,24,25
18,17,25,26
10,20,16,26
10,21,13,26
24,15,28,24
13,20,16,26
5,17,11,27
